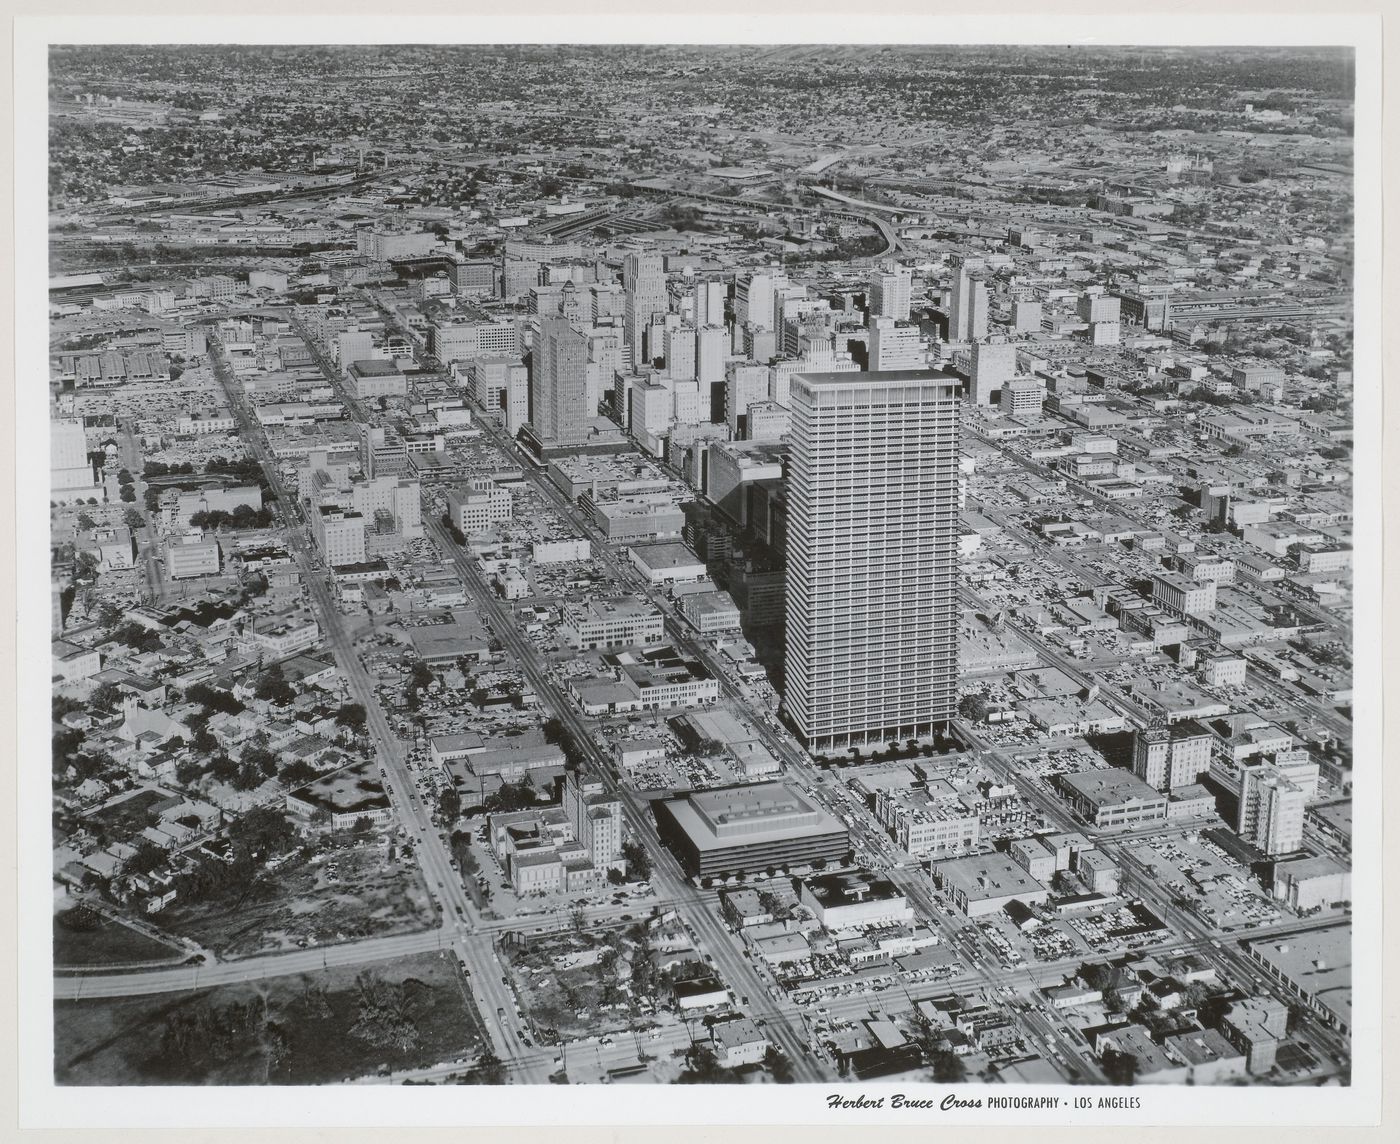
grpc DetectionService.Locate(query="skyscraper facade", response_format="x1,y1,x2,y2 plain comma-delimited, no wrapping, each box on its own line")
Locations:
869,268,913,321
868,316,925,371
532,317,590,444
949,259,989,341
623,251,668,362
969,339,1017,405
784,370,960,754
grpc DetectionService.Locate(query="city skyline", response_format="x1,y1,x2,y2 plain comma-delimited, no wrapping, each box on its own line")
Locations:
19,34,1377,1123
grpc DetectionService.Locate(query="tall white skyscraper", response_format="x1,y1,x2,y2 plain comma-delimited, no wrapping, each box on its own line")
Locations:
969,339,1017,405
735,272,775,330
692,279,727,328
726,363,771,436
949,259,989,341
869,268,913,321
665,325,697,382
784,370,961,754
624,251,668,361
697,325,728,386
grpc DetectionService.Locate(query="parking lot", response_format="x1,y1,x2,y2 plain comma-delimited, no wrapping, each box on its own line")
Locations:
1120,829,1285,933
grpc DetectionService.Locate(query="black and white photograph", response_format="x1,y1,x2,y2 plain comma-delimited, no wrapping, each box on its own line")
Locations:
9,8,1387,1133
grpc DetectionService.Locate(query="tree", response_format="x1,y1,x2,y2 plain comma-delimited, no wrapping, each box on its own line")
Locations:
622,840,652,881
89,682,124,712
76,512,97,532
958,693,992,722
764,1045,794,1083
176,759,206,786
126,840,168,877
123,507,146,531
460,1051,508,1085
254,664,296,706
119,484,137,503
438,785,462,821
929,1046,966,1083
335,703,367,731
1101,1049,1139,1086
278,760,319,787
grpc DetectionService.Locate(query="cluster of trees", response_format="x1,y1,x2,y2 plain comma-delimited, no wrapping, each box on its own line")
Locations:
336,703,367,732
149,996,287,1079
349,971,422,1052
112,622,164,653
622,840,652,882
189,504,275,532
171,807,299,908
441,512,466,546
204,456,269,486
117,468,137,503
144,461,197,478
458,1051,508,1085
405,661,435,713
185,682,245,717
253,663,296,707
482,779,538,814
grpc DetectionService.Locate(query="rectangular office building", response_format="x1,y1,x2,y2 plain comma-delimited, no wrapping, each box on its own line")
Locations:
784,370,960,754
654,782,849,878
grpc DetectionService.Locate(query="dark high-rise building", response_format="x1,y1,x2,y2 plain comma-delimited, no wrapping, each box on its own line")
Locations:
532,317,590,445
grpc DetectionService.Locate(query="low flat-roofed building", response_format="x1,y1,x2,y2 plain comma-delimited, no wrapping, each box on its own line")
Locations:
710,1016,771,1068
560,597,665,650
406,611,492,663
428,731,485,766
616,737,667,769
873,784,981,859
1163,1028,1246,1085
679,589,742,634
348,357,408,399
674,976,730,1010
720,887,773,929
932,852,1050,918
165,535,222,580
1057,768,1169,828
1246,924,1351,1035
799,871,914,931
589,496,685,542
629,541,708,585
654,781,849,878
285,760,391,831
1272,854,1351,913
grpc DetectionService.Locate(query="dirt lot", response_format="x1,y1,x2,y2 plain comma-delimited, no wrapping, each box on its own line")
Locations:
54,950,487,1085
155,843,436,959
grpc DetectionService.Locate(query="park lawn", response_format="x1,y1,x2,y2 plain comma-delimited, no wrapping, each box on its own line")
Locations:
55,950,489,1086
153,842,436,959
53,908,182,968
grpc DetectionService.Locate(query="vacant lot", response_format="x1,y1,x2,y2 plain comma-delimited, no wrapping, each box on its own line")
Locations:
55,950,488,1085
87,789,168,844
155,843,435,959
502,922,667,1042
53,907,182,969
